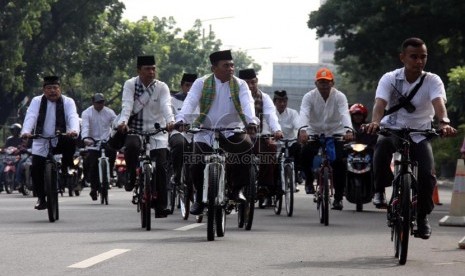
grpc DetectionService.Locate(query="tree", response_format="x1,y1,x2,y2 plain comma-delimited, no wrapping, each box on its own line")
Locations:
307,0,465,92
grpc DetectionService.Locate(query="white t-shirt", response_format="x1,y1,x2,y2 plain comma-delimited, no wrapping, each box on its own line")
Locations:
376,68,446,142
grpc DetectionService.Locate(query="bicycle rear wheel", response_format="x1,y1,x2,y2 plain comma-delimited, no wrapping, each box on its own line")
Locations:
284,164,294,217
244,165,256,230
397,174,411,265
45,163,58,222
179,164,191,220
207,164,219,241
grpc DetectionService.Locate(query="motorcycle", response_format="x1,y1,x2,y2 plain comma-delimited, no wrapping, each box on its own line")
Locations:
64,151,83,197
114,150,127,188
344,142,374,212
1,146,21,194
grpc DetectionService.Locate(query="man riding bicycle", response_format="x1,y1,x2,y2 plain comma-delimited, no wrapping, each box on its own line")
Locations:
363,37,457,239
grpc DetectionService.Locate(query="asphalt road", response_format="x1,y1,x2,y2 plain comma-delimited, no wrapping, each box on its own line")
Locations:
0,181,464,276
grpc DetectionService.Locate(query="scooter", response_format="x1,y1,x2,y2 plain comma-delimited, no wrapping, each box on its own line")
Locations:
344,142,374,212
114,150,127,188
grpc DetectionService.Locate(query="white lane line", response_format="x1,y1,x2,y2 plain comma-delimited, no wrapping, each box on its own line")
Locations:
174,223,205,231
68,249,130,268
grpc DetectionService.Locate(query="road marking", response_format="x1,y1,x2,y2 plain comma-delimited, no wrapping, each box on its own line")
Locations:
174,223,205,231
68,249,130,268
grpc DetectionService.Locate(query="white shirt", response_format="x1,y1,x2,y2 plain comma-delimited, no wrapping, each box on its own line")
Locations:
277,107,300,139
21,95,80,157
258,91,281,134
117,76,174,149
176,74,257,146
376,68,446,143
81,105,116,141
299,88,353,136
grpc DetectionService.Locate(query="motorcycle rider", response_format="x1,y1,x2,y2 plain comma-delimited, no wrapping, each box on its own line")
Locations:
0,123,27,192
349,103,377,154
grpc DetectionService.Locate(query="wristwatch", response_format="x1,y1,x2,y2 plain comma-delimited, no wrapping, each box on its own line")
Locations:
439,118,450,125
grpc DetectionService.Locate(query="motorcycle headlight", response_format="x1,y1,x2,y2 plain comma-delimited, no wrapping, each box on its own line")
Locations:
73,158,80,166
350,143,367,152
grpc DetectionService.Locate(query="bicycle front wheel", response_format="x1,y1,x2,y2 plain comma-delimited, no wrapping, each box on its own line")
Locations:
284,164,294,217
319,167,329,226
100,160,109,205
244,164,256,230
397,174,411,265
207,164,219,241
143,164,152,231
45,163,58,222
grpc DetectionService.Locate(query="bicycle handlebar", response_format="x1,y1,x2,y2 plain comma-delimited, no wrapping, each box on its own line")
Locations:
378,127,442,139
188,126,245,134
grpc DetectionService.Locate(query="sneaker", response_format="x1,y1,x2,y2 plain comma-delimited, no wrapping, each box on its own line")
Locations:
332,199,343,210
34,198,47,210
373,192,387,208
416,215,432,239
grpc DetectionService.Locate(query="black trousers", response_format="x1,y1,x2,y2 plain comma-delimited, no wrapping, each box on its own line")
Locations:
124,134,169,211
190,132,254,202
301,140,346,201
86,144,116,191
168,133,191,184
373,135,436,216
31,136,76,199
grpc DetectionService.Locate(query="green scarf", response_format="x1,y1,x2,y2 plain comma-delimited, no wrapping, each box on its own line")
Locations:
194,74,247,126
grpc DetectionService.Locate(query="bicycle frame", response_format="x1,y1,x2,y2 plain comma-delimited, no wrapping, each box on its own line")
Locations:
83,137,111,204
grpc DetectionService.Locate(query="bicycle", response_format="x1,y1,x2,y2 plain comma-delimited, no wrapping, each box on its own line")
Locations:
128,124,168,231
188,126,251,240
31,133,68,222
379,127,440,265
82,137,111,205
306,132,344,226
276,138,298,217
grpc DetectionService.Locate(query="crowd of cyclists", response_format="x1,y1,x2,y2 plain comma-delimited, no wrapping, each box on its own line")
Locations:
0,37,458,242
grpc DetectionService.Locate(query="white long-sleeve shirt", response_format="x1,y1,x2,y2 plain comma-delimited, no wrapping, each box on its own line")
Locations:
81,106,116,141
299,88,352,136
277,107,300,139
116,76,174,149
176,74,257,146
21,94,80,157
258,91,281,134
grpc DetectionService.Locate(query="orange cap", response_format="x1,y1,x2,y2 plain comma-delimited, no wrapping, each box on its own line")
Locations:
315,68,334,81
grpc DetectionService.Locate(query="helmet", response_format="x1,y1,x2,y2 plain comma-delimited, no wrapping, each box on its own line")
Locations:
10,123,22,136
349,103,368,119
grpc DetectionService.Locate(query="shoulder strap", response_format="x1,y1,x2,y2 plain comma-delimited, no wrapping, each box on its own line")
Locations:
384,73,426,116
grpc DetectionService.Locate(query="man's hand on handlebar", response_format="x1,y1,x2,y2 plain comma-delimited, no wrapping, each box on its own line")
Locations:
361,122,380,135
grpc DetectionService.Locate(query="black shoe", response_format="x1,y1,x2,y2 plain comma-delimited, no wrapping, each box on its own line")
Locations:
34,198,47,210
89,190,98,201
190,202,205,215
124,177,135,192
305,185,315,194
295,185,300,193
332,199,343,210
373,192,387,208
155,209,170,218
416,216,432,239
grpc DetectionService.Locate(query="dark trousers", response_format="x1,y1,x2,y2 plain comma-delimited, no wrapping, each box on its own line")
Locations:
86,144,116,191
168,133,191,184
124,134,169,211
190,132,254,202
301,140,346,201
289,142,302,174
373,135,435,216
31,136,76,199
253,137,277,189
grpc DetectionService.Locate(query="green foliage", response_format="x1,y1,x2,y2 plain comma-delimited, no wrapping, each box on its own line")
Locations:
0,1,259,122
446,66,465,123
308,0,465,95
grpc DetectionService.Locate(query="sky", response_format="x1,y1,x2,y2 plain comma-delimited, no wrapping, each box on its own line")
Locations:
121,0,321,85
